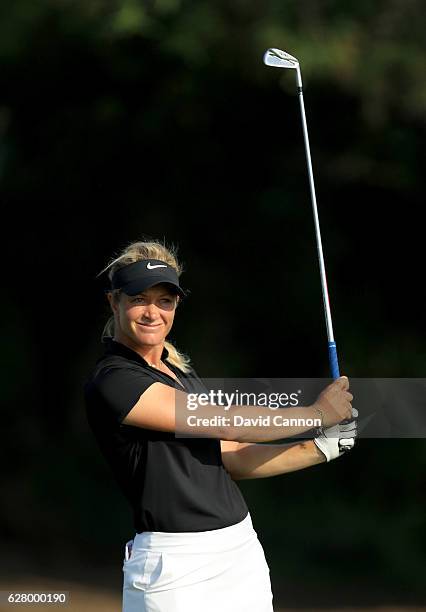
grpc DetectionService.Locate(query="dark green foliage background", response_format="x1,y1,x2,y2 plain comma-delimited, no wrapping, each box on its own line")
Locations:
1,0,425,606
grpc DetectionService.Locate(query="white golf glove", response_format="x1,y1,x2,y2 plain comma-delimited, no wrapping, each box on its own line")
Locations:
314,408,358,462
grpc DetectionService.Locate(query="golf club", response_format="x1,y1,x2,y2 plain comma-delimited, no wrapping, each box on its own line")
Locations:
263,48,340,381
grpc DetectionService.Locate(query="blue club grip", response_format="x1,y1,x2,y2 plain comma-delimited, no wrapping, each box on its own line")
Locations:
328,341,340,379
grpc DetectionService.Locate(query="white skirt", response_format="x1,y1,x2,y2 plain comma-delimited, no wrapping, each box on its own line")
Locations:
122,512,274,612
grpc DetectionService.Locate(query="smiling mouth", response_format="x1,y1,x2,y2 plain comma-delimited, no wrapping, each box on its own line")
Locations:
137,323,162,328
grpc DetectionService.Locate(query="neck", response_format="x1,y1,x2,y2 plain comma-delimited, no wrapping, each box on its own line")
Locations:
113,333,165,367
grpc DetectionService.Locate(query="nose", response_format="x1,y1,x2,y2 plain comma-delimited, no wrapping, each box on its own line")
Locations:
141,303,160,321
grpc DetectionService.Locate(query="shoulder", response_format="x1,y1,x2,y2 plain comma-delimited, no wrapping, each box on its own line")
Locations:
84,354,150,397
84,355,160,426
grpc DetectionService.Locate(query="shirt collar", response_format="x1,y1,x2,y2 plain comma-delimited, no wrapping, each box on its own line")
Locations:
104,338,169,366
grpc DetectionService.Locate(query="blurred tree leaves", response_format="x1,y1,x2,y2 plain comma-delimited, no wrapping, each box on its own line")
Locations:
1,1,424,122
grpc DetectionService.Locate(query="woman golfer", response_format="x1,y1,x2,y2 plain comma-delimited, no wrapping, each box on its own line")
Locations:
84,239,356,612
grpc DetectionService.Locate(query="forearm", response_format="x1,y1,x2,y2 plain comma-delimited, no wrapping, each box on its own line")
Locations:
226,404,321,442
177,392,322,441
226,440,326,480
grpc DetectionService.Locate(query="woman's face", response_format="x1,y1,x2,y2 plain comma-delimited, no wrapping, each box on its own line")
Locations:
109,283,178,349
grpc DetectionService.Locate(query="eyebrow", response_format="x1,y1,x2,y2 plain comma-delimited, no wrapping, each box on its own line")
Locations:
132,292,175,298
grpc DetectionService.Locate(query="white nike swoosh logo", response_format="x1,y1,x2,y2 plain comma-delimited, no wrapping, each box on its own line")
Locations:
146,262,167,269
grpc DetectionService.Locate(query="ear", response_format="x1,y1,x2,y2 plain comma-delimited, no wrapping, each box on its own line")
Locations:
106,292,119,314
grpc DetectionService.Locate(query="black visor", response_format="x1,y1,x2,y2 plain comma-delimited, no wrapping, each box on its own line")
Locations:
108,259,186,297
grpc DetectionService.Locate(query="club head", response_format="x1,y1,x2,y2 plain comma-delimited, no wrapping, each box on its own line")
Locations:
263,48,299,69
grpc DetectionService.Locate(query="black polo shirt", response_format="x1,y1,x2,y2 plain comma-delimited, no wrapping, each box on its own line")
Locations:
84,339,248,533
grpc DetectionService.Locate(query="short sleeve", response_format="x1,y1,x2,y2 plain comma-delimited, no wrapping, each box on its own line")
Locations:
89,365,156,425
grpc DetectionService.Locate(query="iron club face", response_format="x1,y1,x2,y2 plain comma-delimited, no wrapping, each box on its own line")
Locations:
263,48,299,69
263,48,302,87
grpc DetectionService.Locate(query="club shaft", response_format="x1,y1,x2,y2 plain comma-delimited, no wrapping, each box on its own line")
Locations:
296,75,340,378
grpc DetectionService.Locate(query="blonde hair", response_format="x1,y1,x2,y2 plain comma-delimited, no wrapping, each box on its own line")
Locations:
98,239,191,373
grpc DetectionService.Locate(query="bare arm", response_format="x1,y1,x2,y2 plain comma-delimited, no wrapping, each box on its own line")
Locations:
122,377,352,443
220,439,326,479
123,384,318,441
